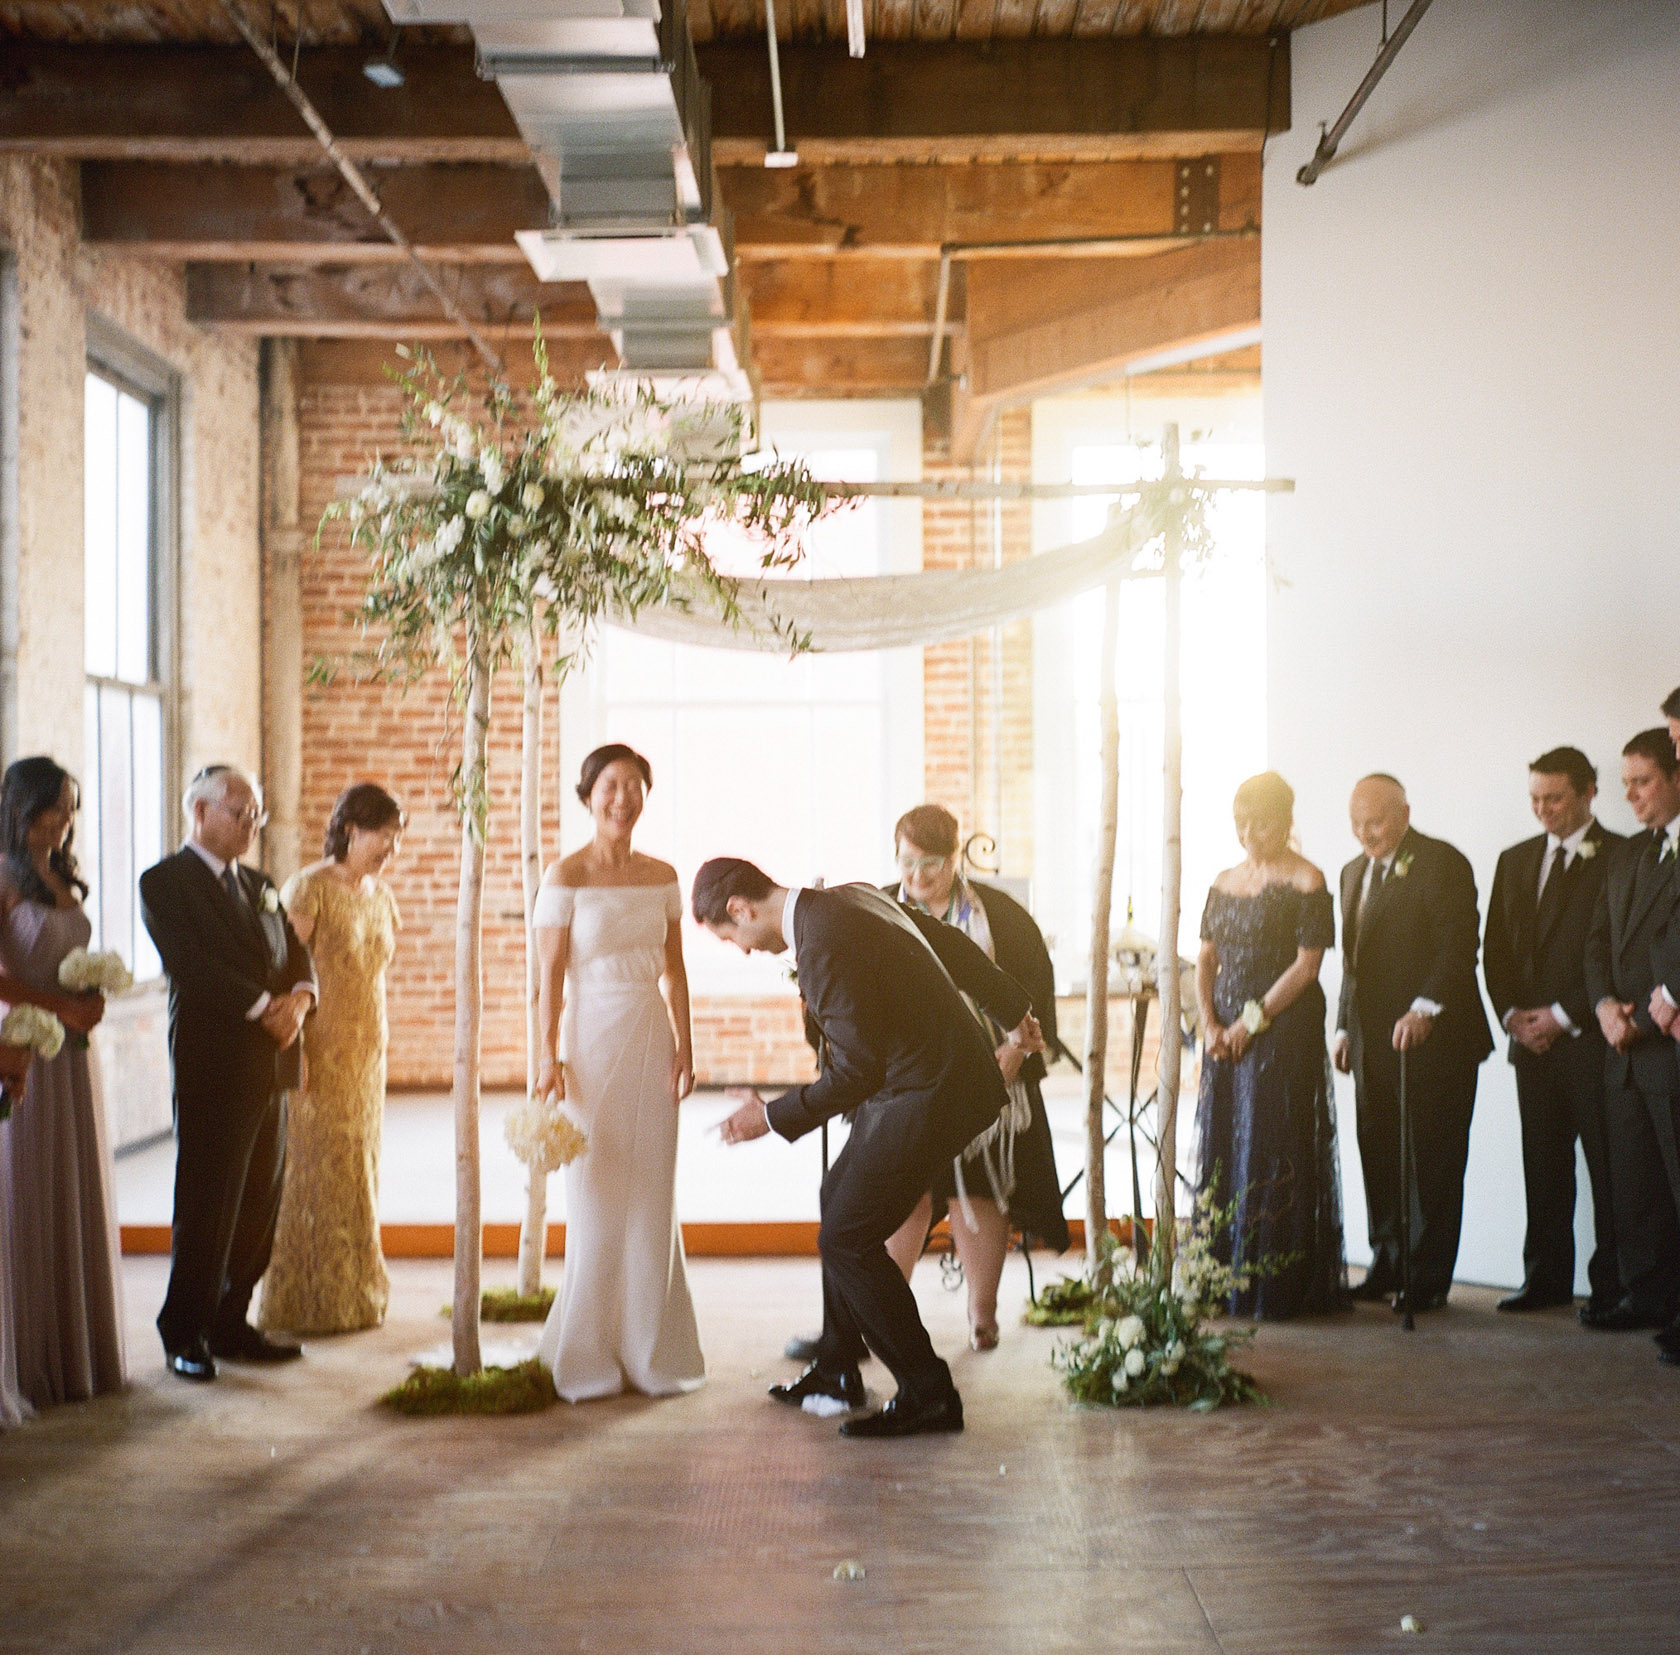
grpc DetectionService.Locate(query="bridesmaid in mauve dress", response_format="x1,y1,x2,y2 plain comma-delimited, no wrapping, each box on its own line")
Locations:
0,757,126,1408
0,1039,35,1427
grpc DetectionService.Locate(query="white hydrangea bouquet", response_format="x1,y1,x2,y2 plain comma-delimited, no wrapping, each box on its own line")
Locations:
503,1090,588,1175
0,1003,66,1114
1052,1189,1264,1411
56,948,133,1049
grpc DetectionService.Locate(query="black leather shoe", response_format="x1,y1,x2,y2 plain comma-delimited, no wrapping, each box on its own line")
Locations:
210,1324,303,1363
165,1337,217,1382
1580,1299,1664,1332
1652,1322,1680,1356
769,1362,865,1409
783,1331,822,1363
1348,1275,1393,1302
839,1391,964,1439
1659,1344,1680,1368
1497,1287,1574,1313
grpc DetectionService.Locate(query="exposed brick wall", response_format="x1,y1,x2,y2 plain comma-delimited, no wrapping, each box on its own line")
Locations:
919,407,1035,880
293,370,1036,1088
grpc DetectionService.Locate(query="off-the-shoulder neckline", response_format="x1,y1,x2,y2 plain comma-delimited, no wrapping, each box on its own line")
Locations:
549,880,680,892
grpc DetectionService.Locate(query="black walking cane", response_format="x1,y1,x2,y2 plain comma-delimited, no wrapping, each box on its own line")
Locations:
1398,1047,1415,1331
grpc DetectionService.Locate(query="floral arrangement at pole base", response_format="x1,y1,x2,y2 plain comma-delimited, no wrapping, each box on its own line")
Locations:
1052,1190,1265,1412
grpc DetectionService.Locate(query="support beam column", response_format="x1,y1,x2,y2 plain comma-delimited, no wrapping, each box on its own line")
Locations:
260,338,304,885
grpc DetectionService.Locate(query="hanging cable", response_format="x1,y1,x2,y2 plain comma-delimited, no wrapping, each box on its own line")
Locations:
218,0,505,372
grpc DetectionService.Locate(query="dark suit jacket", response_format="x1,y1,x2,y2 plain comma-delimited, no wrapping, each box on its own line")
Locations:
1484,821,1622,1056
140,847,316,1108
1338,827,1494,1068
1583,827,1680,1065
768,884,1032,1161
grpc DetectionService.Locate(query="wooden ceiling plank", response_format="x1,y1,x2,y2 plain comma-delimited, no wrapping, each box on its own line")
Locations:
699,36,1289,149
298,336,617,387
0,43,527,162
752,335,932,392
951,0,1001,38
1035,0,1083,36
1069,0,1123,34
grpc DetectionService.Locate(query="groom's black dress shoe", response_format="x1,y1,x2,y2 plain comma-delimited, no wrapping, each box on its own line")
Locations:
839,1391,964,1439
783,1331,822,1363
165,1337,217,1382
1580,1299,1664,1332
1497,1287,1573,1313
209,1324,303,1364
769,1362,865,1409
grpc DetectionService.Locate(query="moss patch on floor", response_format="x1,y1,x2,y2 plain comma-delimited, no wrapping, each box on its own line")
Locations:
382,1357,557,1416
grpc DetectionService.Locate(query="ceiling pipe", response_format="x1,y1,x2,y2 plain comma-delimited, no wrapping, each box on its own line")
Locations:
845,0,865,59
762,0,798,168
1296,0,1435,186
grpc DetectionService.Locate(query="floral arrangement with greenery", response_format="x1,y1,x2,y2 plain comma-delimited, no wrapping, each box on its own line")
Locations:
1051,1189,1265,1411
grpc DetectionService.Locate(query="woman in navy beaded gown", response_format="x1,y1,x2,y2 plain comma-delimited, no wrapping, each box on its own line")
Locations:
1194,772,1347,1318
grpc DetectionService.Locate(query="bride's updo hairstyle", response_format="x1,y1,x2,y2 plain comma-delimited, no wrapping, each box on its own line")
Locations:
324,782,406,861
577,743,653,807
1232,771,1295,834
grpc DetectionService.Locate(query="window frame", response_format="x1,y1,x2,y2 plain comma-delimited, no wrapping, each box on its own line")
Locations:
84,318,181,982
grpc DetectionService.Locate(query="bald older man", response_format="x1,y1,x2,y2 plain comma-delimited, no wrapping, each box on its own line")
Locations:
1335,775,1493,1310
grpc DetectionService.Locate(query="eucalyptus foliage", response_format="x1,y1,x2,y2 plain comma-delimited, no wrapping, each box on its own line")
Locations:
323,338,831,819
1053,1188,1265,1411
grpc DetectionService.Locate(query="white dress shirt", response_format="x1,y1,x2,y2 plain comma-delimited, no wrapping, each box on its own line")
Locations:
781,886,804,951
184,839,313,1021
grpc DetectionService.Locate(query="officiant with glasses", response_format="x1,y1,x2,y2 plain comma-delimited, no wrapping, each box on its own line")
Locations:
141,765,315,1381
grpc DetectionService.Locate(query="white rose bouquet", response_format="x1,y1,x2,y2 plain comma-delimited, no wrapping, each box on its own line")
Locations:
1,1004,65,1061
57,948,132,1049
503,1091,589,1174
58,948,133,996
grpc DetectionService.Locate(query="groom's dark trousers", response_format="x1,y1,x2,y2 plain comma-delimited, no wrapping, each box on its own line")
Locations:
767,885,1031,1403
141,848,315,1352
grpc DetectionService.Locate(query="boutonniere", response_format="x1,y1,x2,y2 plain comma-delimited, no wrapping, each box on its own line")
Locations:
1576,839,1598,861
260,886,281,915
1390,852,1414,880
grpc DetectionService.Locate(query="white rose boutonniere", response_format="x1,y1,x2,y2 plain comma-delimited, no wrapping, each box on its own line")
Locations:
261,886,281,915
1390,851,1415,880
1576,839,1598,862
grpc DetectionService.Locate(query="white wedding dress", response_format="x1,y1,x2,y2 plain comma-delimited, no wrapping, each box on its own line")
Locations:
533,883,705,1403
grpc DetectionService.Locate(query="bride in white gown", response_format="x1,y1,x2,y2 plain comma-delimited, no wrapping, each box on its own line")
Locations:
532,743,705,1403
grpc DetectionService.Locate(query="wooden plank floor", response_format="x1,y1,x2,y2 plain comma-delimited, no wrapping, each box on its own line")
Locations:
2,1253,1677,1653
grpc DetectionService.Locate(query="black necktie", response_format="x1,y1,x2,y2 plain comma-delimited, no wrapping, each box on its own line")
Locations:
222,864,245,909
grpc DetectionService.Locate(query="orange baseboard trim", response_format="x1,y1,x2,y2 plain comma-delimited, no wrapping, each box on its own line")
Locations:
121,1215,1135,1259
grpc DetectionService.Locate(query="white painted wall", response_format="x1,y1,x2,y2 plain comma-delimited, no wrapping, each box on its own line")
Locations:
1264,0,1680,1289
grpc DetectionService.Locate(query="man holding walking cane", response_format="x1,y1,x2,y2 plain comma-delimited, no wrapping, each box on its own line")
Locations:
1334,775,1493,1313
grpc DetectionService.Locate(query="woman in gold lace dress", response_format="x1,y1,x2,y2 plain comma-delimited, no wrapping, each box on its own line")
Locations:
259,785,404,1336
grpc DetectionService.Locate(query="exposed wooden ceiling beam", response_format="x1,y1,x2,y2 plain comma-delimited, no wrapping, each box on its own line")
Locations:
81,154,1256,262
0,44,529,164
941,237,1260,458
183,256,954,339
698,35,1289,164
716,154,1258,257
80,160,546,262
296,336,616,387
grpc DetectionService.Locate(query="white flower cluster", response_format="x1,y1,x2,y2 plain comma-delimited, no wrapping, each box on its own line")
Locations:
503,1092,589,1173
58,948,133,995
1,1004,64,1060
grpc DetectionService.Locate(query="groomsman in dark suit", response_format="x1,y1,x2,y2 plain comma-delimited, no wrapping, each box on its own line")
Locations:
698,859,1038,1438
140,766,316,1380
1483,748,1622,1313
1335,775,1494,1309
1587,729,1680,1355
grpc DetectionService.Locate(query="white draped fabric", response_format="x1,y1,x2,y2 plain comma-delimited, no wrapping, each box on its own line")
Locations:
608,498,1158,654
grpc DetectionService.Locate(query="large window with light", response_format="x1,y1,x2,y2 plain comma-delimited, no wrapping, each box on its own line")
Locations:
82,349,173,982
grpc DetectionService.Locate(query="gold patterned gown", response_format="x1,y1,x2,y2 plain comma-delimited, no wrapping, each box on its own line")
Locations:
259,870,399,1335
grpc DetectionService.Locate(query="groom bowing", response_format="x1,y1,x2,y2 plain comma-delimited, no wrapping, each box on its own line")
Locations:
696,859,1040,1439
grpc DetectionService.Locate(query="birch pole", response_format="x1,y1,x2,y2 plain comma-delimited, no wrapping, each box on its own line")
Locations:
515,619,548,1297
1083,578,1123,1281
451,621,492,1376
1153,424,1185,1269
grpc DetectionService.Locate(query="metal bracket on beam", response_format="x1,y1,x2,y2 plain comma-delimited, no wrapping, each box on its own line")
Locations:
1173,158,1219,236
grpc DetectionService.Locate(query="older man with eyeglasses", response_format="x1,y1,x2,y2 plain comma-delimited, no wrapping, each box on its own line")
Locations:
139,765,316,1380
